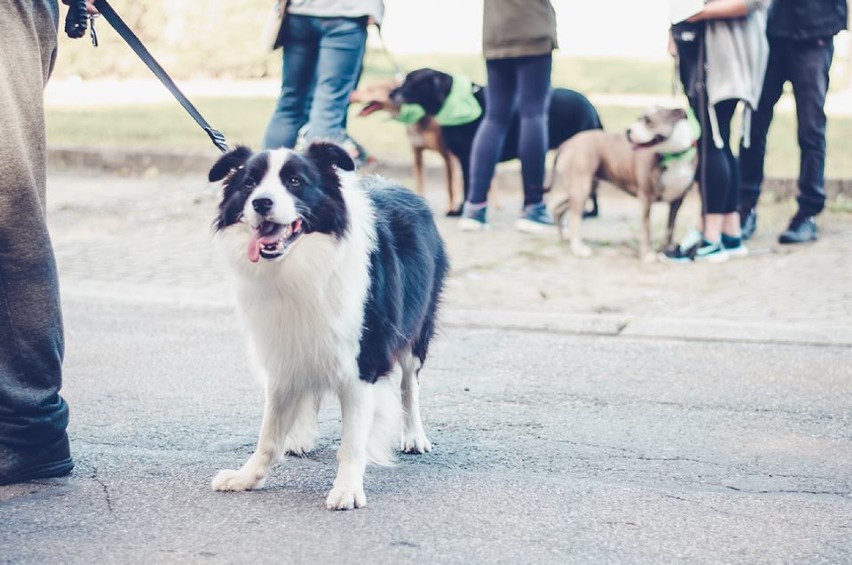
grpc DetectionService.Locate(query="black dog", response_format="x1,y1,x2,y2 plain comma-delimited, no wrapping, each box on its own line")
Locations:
389,67,603,216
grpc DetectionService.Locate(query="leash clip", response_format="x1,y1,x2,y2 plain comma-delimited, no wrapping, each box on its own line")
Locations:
89,14,99,47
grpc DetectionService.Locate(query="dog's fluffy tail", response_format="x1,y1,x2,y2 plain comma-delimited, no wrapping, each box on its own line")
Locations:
366,376,403,467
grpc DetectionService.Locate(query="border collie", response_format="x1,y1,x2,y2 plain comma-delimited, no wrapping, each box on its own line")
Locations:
207,141,448,510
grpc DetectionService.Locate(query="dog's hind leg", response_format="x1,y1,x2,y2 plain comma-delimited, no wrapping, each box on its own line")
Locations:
282,393,319,456
399,349,431,454
212,384,301,492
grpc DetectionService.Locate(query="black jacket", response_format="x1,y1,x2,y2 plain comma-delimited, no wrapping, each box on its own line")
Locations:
768,0,848,40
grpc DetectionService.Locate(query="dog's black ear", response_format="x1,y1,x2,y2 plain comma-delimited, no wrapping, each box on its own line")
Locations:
208,146,253,182
304,141,355,172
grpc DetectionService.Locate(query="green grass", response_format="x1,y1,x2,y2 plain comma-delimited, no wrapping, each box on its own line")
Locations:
46,95,852,179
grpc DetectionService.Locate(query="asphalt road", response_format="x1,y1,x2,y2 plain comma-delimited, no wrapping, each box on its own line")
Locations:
1,295,850,564
1,169,851,563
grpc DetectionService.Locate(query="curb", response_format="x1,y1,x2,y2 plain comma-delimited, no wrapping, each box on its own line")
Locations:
47,146,852,200
442,310,852,348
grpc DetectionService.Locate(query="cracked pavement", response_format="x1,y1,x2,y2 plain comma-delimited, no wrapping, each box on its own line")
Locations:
0,168,850,563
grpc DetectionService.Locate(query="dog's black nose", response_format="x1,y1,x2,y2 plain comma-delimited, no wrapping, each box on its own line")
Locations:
252,197,273,215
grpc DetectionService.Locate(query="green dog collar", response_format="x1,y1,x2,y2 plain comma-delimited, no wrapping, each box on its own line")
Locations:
659,107,701,168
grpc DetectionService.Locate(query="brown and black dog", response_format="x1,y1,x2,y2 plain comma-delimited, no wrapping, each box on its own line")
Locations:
351,79,462,214
389,68,604,216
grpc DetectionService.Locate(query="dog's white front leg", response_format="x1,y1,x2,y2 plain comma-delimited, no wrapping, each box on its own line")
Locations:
326,379,374,510
212,385,298,492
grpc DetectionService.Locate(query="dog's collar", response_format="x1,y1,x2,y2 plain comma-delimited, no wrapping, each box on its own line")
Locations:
658,144,696,168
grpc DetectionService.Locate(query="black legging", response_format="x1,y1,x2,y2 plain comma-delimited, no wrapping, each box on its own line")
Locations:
675,23,741,215
467,54,552,206
691,97,740,214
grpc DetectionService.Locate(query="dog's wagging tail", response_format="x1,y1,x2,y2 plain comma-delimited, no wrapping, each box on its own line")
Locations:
208,141,449,510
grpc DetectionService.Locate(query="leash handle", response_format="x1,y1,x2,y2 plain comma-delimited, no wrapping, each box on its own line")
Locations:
93,0,229,153
64,0,89,38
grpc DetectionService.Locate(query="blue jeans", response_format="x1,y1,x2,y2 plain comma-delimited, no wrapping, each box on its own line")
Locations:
739,37,835,216
467,54,552,207
262,15,367,149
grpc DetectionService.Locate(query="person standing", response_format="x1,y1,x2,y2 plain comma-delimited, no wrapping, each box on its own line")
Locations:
664,0,770,263
262,0,384,152
738,0,848,244
0,0,96,486
458,0,559,233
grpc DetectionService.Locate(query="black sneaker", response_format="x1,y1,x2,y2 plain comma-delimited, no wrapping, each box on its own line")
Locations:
0,434,74,485
721,233,749,258
740,207,757,241
778,215,818,245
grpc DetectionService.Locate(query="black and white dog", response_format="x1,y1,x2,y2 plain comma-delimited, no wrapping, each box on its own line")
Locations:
208,141,448,510
389,67,604,216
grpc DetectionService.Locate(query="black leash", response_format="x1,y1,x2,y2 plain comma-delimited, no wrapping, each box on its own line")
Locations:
65,0,229,153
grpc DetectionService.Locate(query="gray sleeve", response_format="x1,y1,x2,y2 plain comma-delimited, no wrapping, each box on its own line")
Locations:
743,0,771,12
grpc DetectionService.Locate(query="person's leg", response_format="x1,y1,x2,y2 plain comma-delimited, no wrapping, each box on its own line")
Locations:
514,54,552,208
303,17,367,145
788,38,833,220
738,38,788,214
262,15,320,149
465,58,516,207
666,96,732,263
0,0,73,485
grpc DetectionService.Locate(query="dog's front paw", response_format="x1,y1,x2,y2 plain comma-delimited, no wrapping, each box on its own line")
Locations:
641,251,658,263
571,242,593,258
401,432,432,454
211,468,263,491
326,486,367,510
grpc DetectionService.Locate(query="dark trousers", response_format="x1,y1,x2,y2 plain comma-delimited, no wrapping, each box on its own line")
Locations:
739,37,835,216
0,0,69,449
468,54,552,207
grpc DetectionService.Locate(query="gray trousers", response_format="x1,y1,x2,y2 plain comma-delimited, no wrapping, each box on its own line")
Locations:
0,0,69,448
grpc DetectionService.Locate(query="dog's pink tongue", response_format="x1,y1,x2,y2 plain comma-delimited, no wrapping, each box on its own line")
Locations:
247,233,261,263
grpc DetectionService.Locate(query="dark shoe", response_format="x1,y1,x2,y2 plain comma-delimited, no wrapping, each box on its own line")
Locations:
660,238,729,264
778,215,818,245
0,434,74,485
721,233,749,258
740,207,757,241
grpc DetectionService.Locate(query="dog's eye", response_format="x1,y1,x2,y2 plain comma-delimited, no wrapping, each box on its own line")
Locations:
289,177,301,186
243,179,256,191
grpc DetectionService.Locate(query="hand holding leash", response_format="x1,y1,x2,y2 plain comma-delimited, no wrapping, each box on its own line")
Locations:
62,0,98,39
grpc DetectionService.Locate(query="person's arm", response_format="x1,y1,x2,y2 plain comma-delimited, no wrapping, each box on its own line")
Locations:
687,0,768,22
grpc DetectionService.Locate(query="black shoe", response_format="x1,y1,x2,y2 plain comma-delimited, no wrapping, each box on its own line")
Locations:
0,434,74,485
740,207,757,241
778,215,818,245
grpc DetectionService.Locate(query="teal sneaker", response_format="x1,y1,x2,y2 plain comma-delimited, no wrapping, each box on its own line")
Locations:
693,239,729,263
514,202,555,234
721,233,749,258
459,202,488,231
661,238,729,264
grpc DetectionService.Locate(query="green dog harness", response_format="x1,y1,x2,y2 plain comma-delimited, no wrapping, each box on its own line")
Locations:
394,74,483,126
